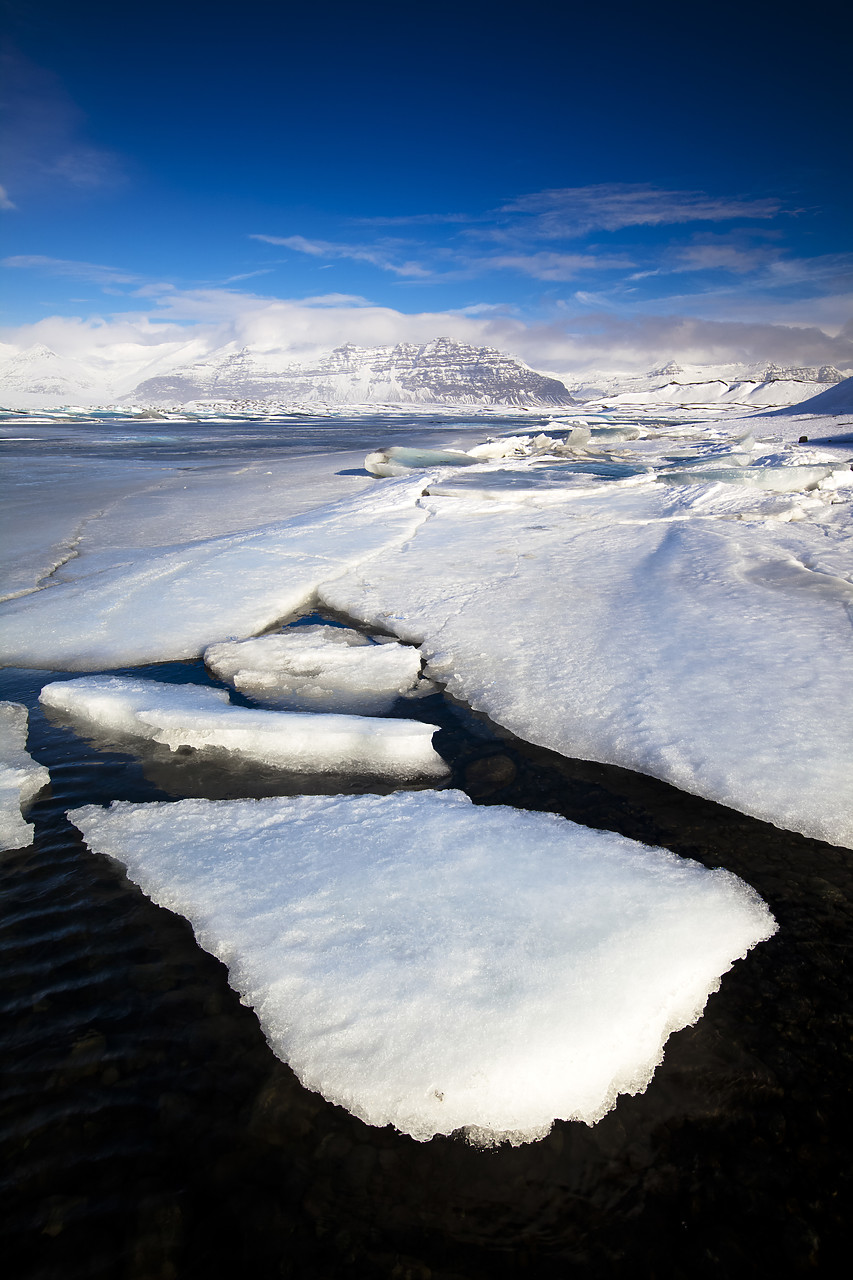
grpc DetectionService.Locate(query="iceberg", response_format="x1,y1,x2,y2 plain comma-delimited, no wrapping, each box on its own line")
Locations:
0,701,50,849
40,677,448,780
69,790,777,1144
204,625,427,714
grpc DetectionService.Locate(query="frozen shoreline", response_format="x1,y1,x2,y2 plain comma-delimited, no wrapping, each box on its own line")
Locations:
1,403,851,847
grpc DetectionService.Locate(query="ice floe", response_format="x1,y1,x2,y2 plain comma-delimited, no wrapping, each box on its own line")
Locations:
0,702,50,849
40,677,448,779
69,790,777,1144
204,625,428,714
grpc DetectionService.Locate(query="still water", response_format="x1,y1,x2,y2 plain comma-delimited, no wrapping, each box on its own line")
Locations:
1,414,850,1278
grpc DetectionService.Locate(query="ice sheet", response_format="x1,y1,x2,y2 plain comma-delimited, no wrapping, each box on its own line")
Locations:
321,475,853,848
0,701,50,849
40,676,448,779
69,790,777,1143
204,625,426,713
0,478,430,669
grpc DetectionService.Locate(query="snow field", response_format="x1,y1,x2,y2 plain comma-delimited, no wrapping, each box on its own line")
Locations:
40,677,448,780
69,790,777,1144
0,702,50,849
204,625,428,714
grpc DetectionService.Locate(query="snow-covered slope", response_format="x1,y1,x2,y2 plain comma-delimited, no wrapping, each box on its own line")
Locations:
767,374,853,415
128,338,575,408
569,362,849,409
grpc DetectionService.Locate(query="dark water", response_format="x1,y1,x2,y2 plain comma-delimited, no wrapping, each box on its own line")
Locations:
2,655,851,1280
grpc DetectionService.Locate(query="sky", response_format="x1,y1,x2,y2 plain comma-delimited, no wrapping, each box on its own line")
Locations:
1,0,851,376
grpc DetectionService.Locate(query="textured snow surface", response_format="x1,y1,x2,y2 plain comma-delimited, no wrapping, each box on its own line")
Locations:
0,479,430,669
322,472,853,849
69,790,777,1143
0,702,50,849
40,677,448,779
204,626,426,714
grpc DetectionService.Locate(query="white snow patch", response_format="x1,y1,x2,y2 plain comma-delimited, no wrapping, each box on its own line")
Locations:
40,677,448,780
69,790,777,1144
0,702,50,849
204,625,427,714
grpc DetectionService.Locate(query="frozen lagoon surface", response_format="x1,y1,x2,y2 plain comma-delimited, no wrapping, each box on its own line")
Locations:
69,790,776,1143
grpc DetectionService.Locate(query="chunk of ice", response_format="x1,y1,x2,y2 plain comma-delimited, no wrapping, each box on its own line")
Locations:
0,702,50,849
204,625,425,713
40,677,448,779
365,445,480,477
69,790,777,1144
662,464,834,492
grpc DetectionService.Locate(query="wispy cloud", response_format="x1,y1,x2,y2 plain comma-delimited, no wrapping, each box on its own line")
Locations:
2,254,141,285
484,251,635,281
250,233,431,277
0,184,16,211
499,184,782,239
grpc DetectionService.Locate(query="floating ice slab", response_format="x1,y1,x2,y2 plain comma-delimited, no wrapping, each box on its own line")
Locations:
40,677,448,779
365,445,480,477
69,791,777,1144
0,702,50,849
204,625,426,714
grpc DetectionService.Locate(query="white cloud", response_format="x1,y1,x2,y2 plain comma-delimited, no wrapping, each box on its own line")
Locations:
0,184,16,211
2,284,850,384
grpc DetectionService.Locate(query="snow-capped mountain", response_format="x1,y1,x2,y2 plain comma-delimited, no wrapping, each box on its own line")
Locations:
566,361,849,409
0,344,105,408
127,338,576,408
0,338,574,409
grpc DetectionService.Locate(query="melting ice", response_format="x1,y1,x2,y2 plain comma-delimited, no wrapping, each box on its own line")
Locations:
204,625,429,714
69,790,777,1145
40,677,448,780
0,702,50,849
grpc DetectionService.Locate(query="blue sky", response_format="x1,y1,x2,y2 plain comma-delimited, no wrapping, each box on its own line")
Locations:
1,0,851,373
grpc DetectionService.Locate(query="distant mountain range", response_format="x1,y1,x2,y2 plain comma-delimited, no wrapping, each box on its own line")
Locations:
0,338,849,411
0,339,575,410
566,361,848,409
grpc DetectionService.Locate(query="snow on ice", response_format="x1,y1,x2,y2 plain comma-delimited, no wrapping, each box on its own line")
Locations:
204,625,428,714
2,401,853,846
40,677,448,780
69,790,777,1144
0,702,50,849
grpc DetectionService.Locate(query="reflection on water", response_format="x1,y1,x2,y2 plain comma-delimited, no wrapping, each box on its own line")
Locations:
1,658,851,1278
